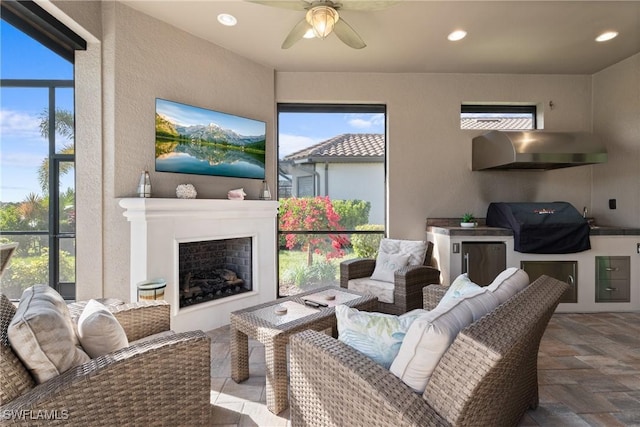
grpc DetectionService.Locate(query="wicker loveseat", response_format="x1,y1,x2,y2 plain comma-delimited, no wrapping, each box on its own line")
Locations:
0,293,211,425
289,275,568,426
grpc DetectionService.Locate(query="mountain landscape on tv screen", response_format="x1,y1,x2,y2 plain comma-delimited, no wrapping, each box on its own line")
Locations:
155,102,266,179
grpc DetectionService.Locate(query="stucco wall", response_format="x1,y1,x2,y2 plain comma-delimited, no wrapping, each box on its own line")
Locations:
52,1,276,300
592,53,640,228
276,72,594,239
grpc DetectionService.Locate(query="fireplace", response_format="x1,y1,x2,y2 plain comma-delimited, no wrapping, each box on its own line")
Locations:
120,198,278,333
179,238,252,308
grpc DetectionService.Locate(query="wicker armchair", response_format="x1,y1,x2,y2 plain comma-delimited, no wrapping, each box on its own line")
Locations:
290,275,568,426
0,294,211,425
340,241,440,314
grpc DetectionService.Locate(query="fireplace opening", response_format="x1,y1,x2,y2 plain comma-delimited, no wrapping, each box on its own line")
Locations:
179,238,252,308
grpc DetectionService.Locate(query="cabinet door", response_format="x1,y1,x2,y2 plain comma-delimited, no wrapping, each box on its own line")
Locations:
595,256,630,302
461,242,506,286
521,261,577,303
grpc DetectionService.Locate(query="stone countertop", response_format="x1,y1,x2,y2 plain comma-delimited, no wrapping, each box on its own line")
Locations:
426,218,640,237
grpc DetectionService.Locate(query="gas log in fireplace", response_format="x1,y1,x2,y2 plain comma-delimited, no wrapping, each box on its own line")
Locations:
179,238,252,308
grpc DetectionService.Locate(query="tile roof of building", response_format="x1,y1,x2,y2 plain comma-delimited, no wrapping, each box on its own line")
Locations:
283,133,384,161
460,117,533,130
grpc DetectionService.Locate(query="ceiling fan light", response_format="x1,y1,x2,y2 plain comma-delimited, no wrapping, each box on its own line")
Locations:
306,6,339,39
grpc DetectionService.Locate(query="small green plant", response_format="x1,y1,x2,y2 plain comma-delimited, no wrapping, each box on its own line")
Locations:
461,213,476,223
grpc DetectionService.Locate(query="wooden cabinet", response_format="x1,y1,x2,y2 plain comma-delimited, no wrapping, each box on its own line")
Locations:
595,256,630,302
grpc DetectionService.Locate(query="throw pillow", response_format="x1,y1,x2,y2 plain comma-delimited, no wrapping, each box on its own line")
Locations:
438,273,481,306
336,305,425,369
371,252,410,283
378,239,428,266
8,285,90,384
389,298,474,393
77,299,129,358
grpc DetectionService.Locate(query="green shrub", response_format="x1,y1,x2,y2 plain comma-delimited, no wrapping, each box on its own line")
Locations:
332,199,370,230
282,260,338,289
351,224,385,258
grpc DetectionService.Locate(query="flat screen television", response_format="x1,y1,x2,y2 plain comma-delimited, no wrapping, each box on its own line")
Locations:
155,98,266,179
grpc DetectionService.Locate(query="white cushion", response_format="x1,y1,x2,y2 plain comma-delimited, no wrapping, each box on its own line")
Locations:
487,268,530,303
7,285,90,384
438,273,481,306
458,287,501,321
390,298,474,393
336,305,426,369
77,299,129,358
378,238,428,266
371,252,410,282
348,277,395,303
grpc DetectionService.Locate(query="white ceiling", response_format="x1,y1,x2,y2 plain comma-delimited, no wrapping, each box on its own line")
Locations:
120,0,640,74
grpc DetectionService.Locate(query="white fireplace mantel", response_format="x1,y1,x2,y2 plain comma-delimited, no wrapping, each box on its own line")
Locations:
119,198,279,332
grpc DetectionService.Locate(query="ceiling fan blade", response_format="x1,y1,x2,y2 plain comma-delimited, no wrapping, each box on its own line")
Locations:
336,1,400,11
333,18,366,49
246,1,311,11
282,18,312,49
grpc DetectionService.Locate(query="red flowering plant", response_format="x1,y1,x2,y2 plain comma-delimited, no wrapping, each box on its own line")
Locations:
279,197,348,266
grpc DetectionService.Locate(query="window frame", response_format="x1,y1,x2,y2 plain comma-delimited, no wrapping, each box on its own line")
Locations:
461,104,537,130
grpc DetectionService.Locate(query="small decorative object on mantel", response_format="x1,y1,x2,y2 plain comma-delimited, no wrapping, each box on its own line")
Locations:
460,212,477,228
259,180,272,200
227,188,246,200
137,171,151,198
176,184,197,199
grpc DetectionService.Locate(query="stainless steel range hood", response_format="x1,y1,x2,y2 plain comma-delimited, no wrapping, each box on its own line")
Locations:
472,130,608,170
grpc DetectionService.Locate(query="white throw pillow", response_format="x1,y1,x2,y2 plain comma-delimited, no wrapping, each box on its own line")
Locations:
378,239,428,266
8,285,90,384
336,305,425,369
371,252,410,283
390,298,474,393
438,273,481,306
487,268,530,303
77,299,129,358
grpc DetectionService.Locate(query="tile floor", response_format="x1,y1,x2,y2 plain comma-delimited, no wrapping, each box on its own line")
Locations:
206,312,640,426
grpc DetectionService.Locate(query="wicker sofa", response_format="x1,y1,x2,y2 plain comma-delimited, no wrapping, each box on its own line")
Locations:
0,293,211,425
340,241,440,315
290,275,568,426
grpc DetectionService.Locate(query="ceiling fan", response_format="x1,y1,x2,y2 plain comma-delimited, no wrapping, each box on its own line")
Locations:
247,1,398,49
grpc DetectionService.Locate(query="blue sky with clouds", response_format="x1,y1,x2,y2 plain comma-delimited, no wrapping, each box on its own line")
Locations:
1,20,74,203
278,111,385,159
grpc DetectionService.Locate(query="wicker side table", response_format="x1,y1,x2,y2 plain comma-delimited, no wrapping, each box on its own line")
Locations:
230,286,377,414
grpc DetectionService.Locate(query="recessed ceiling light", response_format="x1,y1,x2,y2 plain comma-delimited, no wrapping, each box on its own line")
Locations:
595,31,618,42
217,13,237,27
448,30,467,42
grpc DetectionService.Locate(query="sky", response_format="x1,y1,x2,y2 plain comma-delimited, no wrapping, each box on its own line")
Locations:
1,20,75,203
0,19,385,202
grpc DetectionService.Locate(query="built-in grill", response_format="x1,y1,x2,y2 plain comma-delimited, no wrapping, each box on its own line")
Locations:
486,202,590,254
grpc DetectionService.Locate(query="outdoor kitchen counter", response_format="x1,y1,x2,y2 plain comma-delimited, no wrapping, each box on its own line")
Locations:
427,223,640,237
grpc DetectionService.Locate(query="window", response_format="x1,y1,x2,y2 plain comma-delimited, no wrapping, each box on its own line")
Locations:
1,2,85,300
277,104,386,296
461,105,536,130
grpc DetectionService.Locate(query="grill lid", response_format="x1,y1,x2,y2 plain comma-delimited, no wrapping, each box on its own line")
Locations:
486,202,591,254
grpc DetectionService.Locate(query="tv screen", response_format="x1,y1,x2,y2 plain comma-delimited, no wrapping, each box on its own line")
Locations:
155,98,266,179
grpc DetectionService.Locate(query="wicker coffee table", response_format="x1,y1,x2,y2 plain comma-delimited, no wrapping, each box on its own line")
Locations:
230,286,377,414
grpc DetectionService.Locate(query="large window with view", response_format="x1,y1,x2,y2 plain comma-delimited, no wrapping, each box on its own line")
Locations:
277,104,386,297
0,6,83,300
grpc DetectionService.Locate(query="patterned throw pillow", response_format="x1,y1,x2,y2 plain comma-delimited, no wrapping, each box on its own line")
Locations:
336,305,425,369
438,273,481,306
371,252,410,282
378,239,428,266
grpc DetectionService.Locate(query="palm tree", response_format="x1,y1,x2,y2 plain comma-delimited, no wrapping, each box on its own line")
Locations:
17,192,47,231
37,108,75,192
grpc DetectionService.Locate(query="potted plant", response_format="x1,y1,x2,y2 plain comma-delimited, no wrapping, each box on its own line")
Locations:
460,213,477,228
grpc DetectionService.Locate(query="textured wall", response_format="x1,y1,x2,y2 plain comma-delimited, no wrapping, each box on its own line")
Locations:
276,72,594,239
592,53,640,227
